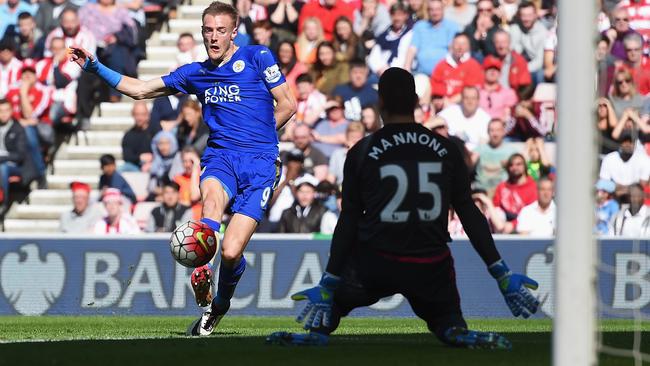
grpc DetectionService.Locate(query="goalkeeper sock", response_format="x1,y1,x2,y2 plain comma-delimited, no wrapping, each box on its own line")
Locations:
214,256,246,311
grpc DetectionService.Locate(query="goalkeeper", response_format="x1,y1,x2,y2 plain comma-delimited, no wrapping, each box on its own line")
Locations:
268,68,539,349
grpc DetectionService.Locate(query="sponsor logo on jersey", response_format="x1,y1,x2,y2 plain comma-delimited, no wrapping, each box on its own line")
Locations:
204,83,241,104
233,60,245,73
263,64,281,84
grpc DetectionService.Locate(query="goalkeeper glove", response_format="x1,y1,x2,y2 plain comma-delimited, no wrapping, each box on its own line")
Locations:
291,272,340,330
488,259,539,318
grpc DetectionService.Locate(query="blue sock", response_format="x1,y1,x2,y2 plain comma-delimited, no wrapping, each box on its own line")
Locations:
200,218,221,233
214,256,246,308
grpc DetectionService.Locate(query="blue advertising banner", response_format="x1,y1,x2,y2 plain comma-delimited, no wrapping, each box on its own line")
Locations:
0,235,647,318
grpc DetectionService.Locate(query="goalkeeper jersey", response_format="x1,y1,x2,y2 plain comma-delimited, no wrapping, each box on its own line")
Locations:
328,122,499,265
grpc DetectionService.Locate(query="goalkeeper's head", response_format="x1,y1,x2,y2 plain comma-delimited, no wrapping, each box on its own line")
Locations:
377,67,418,123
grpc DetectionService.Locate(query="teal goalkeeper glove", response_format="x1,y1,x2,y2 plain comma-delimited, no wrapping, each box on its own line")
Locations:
489,259,539,318
291,272,340,330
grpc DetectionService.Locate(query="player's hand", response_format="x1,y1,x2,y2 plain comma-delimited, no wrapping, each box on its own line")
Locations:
68,46,96,71
291,272,340,330
488,259,539,318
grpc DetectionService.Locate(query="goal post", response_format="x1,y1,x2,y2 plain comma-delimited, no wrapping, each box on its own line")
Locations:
554,0,598,365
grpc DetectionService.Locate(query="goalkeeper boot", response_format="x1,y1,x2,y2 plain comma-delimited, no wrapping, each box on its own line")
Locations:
265,332,329,346
190,265,213,308
443,327,512,350
187,300,230,337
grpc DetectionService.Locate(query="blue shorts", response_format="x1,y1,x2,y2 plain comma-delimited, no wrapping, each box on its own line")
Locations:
200,145,281,222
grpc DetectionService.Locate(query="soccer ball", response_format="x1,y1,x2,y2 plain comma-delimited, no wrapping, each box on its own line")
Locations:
170,221,219,268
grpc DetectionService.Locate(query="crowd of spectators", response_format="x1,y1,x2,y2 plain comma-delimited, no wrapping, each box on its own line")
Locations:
1,0,646,235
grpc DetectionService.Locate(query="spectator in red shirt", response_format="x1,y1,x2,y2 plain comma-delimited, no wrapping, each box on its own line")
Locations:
5,60,51,187
492,153,538,227
430,33,484,103
298,0,355,41
492,29,534,100
479,55,518,119
618,33,650,96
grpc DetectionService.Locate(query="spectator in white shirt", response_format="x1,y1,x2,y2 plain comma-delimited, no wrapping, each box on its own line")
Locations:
599,133,650,197
611,183,650,237
516,177,556,236
92,188,141,234
438,85,491,150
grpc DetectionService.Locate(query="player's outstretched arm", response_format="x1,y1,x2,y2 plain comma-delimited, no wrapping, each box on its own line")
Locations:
69,46,174,100
270,82,297,131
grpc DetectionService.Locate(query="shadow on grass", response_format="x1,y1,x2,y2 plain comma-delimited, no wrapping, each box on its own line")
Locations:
0,332,646,366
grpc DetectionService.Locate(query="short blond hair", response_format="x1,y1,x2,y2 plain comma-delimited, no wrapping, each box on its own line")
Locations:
203,1,238,27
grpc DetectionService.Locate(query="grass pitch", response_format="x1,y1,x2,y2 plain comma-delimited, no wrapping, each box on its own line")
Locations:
0,317,647,366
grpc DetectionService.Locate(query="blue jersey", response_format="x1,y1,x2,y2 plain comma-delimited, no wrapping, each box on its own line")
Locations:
161,45,286,154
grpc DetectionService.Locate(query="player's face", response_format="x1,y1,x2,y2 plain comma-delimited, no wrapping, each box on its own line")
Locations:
60,11,79,36
0,103,12,123
296,184,316,207
162,186,179,207
202,13,237,63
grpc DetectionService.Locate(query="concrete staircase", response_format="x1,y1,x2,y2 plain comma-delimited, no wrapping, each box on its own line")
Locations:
3,0,214,232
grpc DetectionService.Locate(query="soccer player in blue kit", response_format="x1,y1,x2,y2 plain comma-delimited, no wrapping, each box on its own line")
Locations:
70,1,296,336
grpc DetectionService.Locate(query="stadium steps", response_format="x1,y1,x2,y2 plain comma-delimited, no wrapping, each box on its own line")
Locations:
1,1,204,232
3,219,60,232
8,204,71,220
25,189,102,206
168,19,202,34
56,145,122,160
